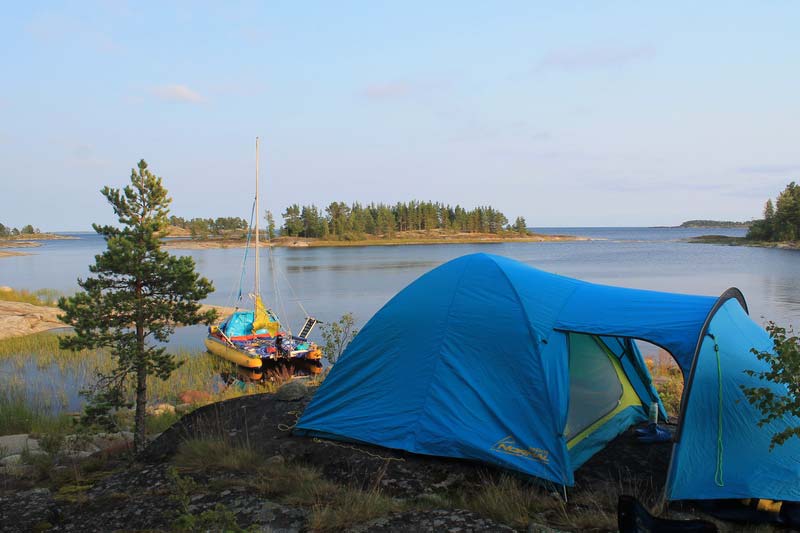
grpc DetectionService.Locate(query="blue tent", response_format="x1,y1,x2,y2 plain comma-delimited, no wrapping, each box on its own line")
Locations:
296,253,800,499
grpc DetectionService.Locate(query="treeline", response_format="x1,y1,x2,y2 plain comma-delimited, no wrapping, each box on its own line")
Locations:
679,220,751,228
280,201,529,239
0,223,40,237
168,216,248,239
747,182,800,242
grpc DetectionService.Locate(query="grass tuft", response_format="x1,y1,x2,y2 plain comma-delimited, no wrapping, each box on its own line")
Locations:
174,438,263,472
453,474,562,529
308,488,403,531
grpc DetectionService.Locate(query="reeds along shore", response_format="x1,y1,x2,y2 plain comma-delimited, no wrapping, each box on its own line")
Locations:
0,332,303,437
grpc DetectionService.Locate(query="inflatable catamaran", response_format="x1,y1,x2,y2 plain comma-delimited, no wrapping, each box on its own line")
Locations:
205,138,322,369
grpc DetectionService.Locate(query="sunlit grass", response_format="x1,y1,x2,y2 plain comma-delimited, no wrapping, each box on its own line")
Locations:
0,287,61,306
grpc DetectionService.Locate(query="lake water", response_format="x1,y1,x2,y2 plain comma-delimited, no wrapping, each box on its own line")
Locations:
1,227,799,353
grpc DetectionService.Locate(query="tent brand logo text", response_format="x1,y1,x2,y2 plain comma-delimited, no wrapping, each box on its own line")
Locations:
491,436,549,464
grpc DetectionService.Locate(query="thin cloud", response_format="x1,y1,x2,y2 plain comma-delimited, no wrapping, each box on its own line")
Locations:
585,177,730,194
538,45,656,71
151,84,206,104
737,164,800,175
361,82,413,100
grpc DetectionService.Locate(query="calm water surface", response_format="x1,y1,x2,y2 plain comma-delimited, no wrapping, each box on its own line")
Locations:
1,227,798,353
2,227,798,413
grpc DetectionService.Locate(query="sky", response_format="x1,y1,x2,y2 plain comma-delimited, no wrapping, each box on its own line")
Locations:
1,1,799,230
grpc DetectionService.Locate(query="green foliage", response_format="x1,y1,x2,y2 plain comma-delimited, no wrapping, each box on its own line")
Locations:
57,159,216,452
320,313,359,365
280,200,519,238
747,182,800,242
264,210,276,240
0,395,75,436
169,215,248,240
513,216,529,235
172,503,248,533
655,367,683,417
741,322,800,449
679,220,751,228
0,223,40,237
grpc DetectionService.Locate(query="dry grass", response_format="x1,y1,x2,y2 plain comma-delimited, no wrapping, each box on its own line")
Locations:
450,474,562,529
307,488,403,531
174,438,264,472
562,475,660,532
173,437,402,531
0,287,61,306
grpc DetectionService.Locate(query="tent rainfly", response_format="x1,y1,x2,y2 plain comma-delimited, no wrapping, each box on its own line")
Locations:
295,253,800,502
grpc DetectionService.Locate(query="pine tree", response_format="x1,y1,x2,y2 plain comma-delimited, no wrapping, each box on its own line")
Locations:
513,216,529,235
58,160,216,453
265,210,276,239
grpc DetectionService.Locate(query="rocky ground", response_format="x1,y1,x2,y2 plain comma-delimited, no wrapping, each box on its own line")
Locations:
0,384,697,532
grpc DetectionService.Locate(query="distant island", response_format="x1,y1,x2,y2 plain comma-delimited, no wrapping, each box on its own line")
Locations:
0,222,76,257
163,201,586,248
688,182,799,249
679,219,752,228
164,229,585,250
0,222,74,241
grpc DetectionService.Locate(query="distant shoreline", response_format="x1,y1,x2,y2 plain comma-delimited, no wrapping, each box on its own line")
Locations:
0,250,30,258
163,232,588,250
0,233,77,242
687,235,799,250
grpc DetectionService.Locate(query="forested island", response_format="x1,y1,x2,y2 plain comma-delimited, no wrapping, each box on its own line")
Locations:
679,219,751,228
164,201,580,248
689,182,800,249
0,223,75,257
0,223,71,240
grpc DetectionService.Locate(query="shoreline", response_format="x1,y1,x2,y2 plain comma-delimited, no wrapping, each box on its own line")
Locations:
0,300,236,340
0,250,30,258
163,233,588,250
687,235,799,250
0,233,77,242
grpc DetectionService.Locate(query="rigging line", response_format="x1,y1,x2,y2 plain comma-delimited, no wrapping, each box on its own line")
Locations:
275,256,293,335
265,208,280,320
228,198,257,308
277,258,309,317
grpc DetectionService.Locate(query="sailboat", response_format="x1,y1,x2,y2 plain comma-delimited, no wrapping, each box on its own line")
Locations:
204,138,323,369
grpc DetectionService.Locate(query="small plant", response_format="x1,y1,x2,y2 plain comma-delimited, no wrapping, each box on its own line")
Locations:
167,466,199,514
38,432,66,455
172,503,248,532
742,321,800,449
320,313,359,365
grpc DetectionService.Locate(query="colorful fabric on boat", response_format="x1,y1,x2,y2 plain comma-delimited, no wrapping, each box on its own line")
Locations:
221,311,256,338
252,295,279,336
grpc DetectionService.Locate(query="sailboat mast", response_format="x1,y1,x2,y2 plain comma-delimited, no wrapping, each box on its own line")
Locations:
255,137,260,298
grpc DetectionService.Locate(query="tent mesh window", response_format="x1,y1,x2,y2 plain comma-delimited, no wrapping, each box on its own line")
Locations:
565,333,623,440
